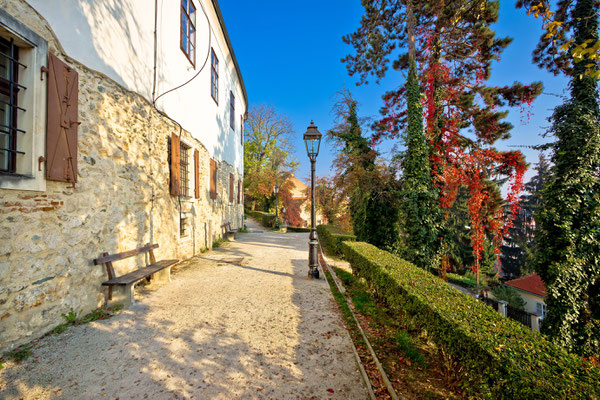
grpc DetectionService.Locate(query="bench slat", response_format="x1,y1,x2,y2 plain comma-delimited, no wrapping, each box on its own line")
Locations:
101,259,178,286
94,244,159,265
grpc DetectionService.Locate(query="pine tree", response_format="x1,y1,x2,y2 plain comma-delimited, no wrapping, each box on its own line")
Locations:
524,0,600,356
500,153,551,279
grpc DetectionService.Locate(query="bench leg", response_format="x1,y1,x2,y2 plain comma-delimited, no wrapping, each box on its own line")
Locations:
150,266,171,285
108,284,135,307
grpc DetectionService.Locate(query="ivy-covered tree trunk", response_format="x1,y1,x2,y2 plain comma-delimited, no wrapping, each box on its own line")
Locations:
398,0,441,269
535,0,600,356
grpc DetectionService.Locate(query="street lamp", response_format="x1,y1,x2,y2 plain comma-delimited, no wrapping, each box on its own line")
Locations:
303,120,322,279
273,185,279,220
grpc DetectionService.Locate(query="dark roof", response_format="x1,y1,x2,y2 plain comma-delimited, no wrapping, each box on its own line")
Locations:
210,0,248,114
505,273,547,298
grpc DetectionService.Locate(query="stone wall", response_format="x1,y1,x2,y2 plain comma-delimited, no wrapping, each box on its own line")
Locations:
0,0,243,351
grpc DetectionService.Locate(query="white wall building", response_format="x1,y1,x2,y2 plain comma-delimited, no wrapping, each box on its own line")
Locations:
0,0,247,350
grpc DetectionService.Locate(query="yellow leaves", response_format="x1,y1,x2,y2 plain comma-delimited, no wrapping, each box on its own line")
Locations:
494,344,505,352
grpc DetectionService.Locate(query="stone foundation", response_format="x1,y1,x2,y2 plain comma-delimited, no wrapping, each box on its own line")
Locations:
0,0,243,351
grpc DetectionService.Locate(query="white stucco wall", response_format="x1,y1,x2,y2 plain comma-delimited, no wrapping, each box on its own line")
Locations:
26,0,246,174
516,290,546,316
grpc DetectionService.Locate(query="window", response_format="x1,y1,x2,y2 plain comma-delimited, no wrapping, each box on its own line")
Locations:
0,8,49,192
0,37,21,173
180,0,196,67
229,91,235,130
536,302,547,319
210,48,218,103
180,142,190,197
180,215,188,237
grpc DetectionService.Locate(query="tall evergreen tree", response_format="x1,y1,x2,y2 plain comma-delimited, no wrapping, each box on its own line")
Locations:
500,154,550,279
520,0,600,356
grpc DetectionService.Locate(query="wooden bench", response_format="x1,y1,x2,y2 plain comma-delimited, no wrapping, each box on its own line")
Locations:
221,222,237,241
93,243,178,306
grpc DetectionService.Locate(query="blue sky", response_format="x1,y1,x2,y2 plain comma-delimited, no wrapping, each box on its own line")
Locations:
220,0,569,185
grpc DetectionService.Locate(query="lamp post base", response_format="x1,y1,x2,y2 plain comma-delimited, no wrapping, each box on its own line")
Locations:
308,238,320,280
308,268,320,280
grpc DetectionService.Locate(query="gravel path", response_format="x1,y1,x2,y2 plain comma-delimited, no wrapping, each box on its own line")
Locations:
1,218,368,399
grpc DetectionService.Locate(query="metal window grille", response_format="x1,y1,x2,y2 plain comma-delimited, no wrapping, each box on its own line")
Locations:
180,0,196,66
229,91,235,130
211,49,218,103
180,142,190,197
0,37,26,174
180,216,188,237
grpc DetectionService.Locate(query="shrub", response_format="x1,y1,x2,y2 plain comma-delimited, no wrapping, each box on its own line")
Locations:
286,226,311,232
492,285,526,311
245,210,277,228
316,225,356,256
341,241,600,399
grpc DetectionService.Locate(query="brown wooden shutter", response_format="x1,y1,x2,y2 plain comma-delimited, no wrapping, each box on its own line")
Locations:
210,159,217,200
46,53,79,183
229,173,234,203
237,179,241,204
170,133,180,196
194,149,200,198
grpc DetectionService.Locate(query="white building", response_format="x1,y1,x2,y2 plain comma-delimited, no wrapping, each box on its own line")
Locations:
0,0,247,350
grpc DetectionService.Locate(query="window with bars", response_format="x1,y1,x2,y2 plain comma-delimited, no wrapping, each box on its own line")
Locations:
210,48,218,104
0,37,25,174
180,0,196,67
229,91,235,130
180,216,188,237
180,142,190,197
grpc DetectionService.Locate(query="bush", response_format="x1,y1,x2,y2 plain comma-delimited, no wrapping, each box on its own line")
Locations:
245,210,277,228
316,225,356,256
341,241,600,399
446,272,477,289
492,285,526,311
286,226,311,232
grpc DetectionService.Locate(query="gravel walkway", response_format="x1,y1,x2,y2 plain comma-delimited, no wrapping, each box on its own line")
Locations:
0,218,368,399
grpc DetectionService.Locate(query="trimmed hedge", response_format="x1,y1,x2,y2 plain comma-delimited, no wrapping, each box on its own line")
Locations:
286,226,311,232
316,225,356,256
245,210,276,228
446,272,476,289
342,241,600,399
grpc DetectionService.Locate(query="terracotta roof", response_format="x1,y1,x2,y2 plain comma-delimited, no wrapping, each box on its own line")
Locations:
505,273,547,298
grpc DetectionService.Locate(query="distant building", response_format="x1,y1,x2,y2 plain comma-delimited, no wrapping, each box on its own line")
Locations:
505,274,547,318
284,175,323,227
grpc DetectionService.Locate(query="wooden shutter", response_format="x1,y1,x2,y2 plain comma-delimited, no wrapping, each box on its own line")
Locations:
237,179,241,204
194,149,200,198
210,159,217,200
229,174,234,203
46,53,79,183
170,133,180,196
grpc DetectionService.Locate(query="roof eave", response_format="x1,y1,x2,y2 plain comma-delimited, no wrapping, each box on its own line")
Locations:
210,0,248,115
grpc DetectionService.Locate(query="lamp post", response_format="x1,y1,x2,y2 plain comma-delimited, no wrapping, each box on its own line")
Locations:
303,121,322,279
273,185,279,220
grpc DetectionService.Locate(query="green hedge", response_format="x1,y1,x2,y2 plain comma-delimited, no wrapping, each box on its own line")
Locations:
316,225,356,256
341,241,600,399
245,210,276,228
286,226,311,232
446,272,476,289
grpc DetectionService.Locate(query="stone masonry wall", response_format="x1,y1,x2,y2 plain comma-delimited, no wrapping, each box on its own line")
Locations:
0,0,243,351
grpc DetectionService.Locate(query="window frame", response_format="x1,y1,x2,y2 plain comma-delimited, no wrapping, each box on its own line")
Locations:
0,36,21,174
0,8,48,192
210,48,218,104
179,141,190,197
229,91,235,130
180,0,196,67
